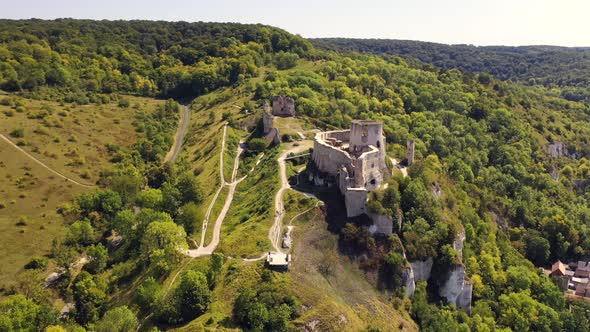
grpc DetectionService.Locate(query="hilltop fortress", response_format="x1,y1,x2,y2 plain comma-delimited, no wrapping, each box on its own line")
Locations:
311,120,388,218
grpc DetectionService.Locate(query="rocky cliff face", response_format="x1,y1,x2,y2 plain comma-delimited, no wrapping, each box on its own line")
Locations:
547,142,568,158
438,231,472,312
438,265,472,313
401,232,472,312
402,258,433,298
368,213,393,235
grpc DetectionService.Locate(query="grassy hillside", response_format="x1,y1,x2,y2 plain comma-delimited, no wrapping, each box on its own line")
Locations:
0,95,165,287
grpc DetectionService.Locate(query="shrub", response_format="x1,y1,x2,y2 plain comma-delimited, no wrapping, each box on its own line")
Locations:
118,99,130,108
3,109,14,117
24,256,49,270
9,128,24,138
248,138,268,152
15,216,28,226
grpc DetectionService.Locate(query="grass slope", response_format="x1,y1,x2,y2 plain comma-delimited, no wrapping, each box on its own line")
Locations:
0,95,165,287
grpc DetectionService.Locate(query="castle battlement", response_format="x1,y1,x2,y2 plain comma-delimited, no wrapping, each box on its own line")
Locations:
311,120,387,217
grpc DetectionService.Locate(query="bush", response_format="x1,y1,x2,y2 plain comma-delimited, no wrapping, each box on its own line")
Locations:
9,128,24,138
136,277,161,311
274,52,299,70
248,138,268,152
24,256,49,270
95,306,138,332
118,99,130,108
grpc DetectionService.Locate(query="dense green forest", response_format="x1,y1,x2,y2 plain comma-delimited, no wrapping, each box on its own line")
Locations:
312,38,590,103
2,19,590,331
0,19,311,100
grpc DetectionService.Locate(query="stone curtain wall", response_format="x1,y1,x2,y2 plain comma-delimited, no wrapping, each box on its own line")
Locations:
312,130,354,175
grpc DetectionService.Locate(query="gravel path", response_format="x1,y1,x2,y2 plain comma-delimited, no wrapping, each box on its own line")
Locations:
163,105,189,163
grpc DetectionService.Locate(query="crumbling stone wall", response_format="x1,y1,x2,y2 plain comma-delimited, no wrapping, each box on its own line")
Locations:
344,188,367,217
312,131,354,175
405,139,415,165
262,102,274,135
310,121,387,218
272,95,296,117
355,147,383,190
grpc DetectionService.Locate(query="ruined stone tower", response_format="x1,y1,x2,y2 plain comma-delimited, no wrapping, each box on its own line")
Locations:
271,95,296,117
405,139,415,166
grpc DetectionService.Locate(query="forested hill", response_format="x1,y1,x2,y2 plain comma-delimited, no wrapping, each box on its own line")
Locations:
0,19,311,99
312,38,590,101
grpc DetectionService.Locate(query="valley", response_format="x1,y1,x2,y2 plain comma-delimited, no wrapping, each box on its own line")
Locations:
1,18,590,332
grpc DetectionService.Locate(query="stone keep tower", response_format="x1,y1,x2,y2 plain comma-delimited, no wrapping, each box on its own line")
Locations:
349,120,386,167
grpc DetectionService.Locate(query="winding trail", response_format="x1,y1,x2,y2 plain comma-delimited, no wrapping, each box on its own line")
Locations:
187,125,262,258
268,141,313,253
197,124,228,249
163,105,190,163
189,140,245,257
0,134,96,188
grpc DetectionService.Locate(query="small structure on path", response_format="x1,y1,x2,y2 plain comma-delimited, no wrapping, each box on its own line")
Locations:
266,252,291,270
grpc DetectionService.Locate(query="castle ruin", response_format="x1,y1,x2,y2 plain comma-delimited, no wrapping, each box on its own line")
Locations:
271,95,296,117
405,139,415,166
311,120,387,217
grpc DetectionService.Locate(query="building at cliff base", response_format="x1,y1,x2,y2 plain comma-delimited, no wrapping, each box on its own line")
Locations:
311,120,387,217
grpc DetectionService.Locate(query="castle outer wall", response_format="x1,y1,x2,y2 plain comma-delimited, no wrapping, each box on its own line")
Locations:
311,120,387,218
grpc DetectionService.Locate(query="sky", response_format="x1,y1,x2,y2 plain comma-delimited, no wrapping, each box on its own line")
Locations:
1,0,589,47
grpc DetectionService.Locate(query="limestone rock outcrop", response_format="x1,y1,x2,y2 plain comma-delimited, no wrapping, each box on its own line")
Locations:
402,267,416,298
439,231,472,312
439,265,472,313
368,213,393,235
547,142,568,158
403,258,433,298
411,258,434,283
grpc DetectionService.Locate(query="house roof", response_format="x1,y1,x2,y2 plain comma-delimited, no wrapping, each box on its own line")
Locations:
551,260,567,275
572,277,589,284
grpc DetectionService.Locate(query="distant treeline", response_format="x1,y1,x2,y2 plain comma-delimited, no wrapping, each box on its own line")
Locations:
312,38,590,102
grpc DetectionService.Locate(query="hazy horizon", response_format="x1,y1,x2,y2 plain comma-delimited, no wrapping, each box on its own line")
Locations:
1,0,589,47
